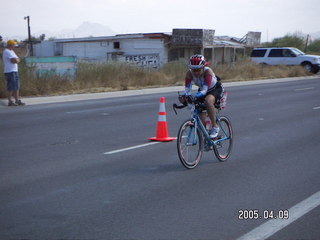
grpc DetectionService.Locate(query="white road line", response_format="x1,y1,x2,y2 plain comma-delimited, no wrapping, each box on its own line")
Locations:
104,142,161,155
294,87,314,91
237,191,320,240
312,106,320,110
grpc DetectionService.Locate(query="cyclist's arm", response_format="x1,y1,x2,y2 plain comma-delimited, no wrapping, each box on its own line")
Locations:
206,68,218,86
200,69,219,96
179,71,193,105
184,71,193,96
195,70,212,98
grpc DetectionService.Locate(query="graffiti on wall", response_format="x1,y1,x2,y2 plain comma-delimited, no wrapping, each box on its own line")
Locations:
119,54,160,69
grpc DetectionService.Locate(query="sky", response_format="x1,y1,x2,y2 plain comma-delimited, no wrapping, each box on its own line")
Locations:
1,0,319,42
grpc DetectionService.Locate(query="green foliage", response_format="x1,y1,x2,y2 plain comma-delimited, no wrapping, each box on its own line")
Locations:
263,32,306,50
261,32,320,54
308,39,320,53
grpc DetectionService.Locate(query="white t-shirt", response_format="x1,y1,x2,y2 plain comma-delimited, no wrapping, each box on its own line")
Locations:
3,48,18,73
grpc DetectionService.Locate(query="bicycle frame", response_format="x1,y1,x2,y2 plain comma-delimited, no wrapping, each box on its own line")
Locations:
189,108,230,147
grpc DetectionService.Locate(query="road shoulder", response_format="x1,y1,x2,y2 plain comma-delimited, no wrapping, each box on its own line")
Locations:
0,76,318,107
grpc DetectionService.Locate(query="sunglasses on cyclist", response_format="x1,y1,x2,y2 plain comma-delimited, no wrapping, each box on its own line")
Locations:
192,69,203,73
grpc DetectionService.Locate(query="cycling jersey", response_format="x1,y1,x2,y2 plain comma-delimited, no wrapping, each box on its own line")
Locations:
184,67,218,97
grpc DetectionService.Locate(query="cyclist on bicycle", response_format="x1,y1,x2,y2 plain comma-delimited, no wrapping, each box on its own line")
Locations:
179,54,224,138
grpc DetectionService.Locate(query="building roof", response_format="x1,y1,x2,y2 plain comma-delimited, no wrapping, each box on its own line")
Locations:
53,32,171,43
44,30,248,48
213,36,245,47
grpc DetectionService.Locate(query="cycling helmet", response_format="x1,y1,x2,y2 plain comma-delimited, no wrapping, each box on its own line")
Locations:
189,54,206,69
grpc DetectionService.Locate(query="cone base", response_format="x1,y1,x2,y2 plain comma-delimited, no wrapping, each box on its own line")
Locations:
148,136,175,142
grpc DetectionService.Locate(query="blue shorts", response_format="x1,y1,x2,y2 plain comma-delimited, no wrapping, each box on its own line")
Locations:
4,72,20,91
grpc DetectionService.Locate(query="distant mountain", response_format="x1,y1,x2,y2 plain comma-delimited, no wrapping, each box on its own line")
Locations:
71,22,116,37
38,22,117,39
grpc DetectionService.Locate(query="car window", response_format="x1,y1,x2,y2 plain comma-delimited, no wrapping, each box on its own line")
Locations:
283,49,295,57
268,49,283,57
291,48,305,56
251,49,267,57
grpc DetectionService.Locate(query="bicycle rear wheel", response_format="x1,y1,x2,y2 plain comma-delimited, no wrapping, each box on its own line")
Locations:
213,116,233,161
177,119,203,169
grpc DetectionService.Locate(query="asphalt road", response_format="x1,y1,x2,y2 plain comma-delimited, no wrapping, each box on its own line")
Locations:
1,77,320,239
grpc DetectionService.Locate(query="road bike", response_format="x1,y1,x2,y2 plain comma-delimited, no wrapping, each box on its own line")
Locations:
173,93,233,169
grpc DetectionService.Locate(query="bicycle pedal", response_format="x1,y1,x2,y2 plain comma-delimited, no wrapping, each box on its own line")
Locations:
204,142,213,151
204,146,212,151
211,135,222,141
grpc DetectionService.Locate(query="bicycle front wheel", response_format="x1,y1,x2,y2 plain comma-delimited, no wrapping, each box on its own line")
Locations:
177,119,203,169
213,116,233,162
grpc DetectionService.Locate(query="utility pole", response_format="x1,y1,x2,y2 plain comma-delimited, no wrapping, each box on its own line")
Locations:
24,16,33,56
305,34,309,53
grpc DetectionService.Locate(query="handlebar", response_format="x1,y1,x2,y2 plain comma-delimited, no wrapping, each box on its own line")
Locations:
173,103,187,115
173,90,226,115
173,95,207,115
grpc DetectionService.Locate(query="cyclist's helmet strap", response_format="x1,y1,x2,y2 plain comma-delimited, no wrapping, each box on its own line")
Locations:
189,55,206,69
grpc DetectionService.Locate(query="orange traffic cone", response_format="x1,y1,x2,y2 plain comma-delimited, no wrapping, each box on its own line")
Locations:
149,97,175,142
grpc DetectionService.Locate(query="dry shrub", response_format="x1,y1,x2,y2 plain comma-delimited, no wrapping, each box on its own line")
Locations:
159,60,188,84
214,62,263,81
213,60,308,82
0,52,310,98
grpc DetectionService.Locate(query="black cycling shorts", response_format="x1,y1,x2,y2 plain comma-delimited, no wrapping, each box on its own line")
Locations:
206,82,224,104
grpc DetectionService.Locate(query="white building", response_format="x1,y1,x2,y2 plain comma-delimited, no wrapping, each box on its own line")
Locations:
34,33,171,69
33,29,261,68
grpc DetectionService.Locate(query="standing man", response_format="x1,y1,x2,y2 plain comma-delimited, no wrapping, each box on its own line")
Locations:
2,40,25,106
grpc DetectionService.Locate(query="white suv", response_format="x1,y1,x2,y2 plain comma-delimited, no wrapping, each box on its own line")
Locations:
250,47,320,73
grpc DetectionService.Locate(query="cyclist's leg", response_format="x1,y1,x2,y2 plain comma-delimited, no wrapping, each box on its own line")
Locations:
205,87,223,128
199,112,206,127
205,94,218,128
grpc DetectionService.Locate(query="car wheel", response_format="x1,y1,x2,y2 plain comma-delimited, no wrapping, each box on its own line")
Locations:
313,66,319,74
302,62,314,73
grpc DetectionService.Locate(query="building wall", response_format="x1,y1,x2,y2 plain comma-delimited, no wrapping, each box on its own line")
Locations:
111,38,168,67
34,41,55,57
25,56,77,78
56,37,168,68
211,47,244,64
62,41,109,61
